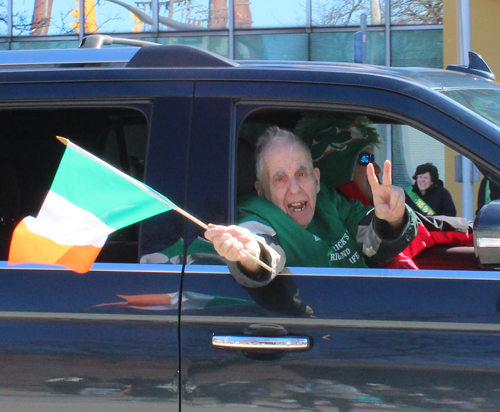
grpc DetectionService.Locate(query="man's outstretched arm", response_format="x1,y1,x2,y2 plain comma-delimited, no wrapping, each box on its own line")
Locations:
205,223,283,287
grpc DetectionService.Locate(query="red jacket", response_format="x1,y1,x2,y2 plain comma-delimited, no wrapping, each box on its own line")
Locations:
335,181,473,269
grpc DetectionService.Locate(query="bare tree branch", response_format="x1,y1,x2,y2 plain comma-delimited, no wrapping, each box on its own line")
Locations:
391,0,442,25
313,0,442,26
312,0,381,26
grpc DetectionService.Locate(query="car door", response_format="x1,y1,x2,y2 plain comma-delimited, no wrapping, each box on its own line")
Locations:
0,77,193,412
181,79,500,411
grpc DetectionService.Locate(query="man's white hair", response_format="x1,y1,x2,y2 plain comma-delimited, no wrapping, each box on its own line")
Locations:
255,126,315,190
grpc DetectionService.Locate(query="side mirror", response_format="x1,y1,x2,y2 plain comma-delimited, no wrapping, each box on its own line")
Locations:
474,200,500,269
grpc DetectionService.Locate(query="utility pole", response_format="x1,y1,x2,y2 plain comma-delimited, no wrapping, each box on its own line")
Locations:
371,0,381,24
354,14,367,64
457,0,474,221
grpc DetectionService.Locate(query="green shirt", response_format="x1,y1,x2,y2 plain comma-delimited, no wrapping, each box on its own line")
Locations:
237,184,372,268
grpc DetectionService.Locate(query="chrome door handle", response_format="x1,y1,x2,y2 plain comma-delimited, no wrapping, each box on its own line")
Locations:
212,335,310,350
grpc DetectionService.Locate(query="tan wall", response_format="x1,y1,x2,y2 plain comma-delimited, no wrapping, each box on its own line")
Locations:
442,0,500,216
444,0,500,73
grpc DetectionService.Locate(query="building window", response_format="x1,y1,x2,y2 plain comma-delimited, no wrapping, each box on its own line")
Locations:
312,0,386,26
235,33,308,60
391,29,443,68
391,0,443,25
3,0,443,73
310,31,385,64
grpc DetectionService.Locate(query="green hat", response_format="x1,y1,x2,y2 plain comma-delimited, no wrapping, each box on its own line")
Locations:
294,113,381,187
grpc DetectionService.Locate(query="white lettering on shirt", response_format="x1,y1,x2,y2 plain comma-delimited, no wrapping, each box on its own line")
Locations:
331,231,350,251
348,252,360,264
330,248,351,261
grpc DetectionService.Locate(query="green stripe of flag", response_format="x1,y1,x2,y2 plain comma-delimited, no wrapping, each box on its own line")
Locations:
204,296,255,308
51,142,175,230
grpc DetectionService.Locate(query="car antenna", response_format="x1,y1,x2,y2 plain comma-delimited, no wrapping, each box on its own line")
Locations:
446,51,495,80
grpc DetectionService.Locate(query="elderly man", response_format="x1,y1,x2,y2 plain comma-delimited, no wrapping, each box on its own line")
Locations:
205,126,418,287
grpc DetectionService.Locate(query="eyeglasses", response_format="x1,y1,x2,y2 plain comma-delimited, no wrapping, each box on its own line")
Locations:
357,152,375,166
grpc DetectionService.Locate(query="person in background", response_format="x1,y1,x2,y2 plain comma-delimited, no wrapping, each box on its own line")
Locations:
294,113,381,207
477,177,500,214
405,163,456,217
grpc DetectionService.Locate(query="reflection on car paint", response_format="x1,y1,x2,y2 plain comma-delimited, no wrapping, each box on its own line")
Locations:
94,292,254,311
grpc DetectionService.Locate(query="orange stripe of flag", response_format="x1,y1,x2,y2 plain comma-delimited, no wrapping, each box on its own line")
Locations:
117,294,173,306
9,220,102,273
94,294,174,308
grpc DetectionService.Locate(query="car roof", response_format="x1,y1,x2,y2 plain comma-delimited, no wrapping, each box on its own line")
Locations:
0,41,497,95
238,60,499,90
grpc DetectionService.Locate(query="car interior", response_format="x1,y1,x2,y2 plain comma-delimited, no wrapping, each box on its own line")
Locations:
0,107,147,262
236,108,485,272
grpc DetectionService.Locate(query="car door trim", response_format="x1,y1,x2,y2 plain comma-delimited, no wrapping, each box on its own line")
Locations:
212,335,310,350
185,316,500,332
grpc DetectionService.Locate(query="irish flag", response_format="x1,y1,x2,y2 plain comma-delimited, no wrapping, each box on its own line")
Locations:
8,137,176,273
93,292,254,311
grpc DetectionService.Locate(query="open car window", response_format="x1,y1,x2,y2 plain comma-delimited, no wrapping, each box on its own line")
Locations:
149,105,489,273
232,108,483,272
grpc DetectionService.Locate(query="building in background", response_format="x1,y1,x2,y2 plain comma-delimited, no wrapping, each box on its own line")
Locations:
10,0,487,214
442,0,500,217
2,0,442,65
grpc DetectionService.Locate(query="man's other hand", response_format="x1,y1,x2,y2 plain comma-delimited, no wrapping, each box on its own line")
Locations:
367,160,405,230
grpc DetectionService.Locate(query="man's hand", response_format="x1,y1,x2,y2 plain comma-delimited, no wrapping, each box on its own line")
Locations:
367,160,406,230
204,224,261,273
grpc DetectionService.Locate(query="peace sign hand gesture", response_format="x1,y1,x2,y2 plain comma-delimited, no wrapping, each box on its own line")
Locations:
367,160,406,230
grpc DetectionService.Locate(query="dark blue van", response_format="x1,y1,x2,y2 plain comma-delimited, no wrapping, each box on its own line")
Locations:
1,35,500,411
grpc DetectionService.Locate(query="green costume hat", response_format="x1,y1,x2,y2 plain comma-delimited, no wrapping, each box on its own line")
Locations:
294,113,381,187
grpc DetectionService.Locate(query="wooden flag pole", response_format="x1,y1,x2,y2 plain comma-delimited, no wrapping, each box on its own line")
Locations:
56,136,272,273
56,135,69,145
168,204,273,273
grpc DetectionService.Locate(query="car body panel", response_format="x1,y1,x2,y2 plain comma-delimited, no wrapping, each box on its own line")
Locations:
0,263,181,411
180,81,500,410
181,266,500,411
0,77,194,409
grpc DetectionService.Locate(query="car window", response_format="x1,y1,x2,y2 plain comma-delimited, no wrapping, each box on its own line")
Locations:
441,87,500,129
0,107,149,263
225,107,486,273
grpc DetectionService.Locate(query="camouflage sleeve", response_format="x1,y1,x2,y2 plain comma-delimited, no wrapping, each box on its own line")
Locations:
226,221,286,288
356,205,419,263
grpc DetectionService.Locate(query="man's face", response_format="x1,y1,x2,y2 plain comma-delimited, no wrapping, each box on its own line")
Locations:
352,147,381,202
256,140,320,228
417,172,432,193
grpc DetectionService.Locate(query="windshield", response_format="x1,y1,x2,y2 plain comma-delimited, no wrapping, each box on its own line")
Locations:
440,87,500,128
